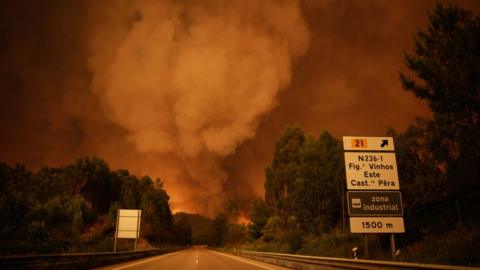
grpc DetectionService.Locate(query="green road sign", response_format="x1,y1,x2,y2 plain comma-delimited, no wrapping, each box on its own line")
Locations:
347,191,403,216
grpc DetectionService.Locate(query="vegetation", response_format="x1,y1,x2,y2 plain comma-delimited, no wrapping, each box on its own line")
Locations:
173,211,247,248
237,3,480,266
399,2,480,232
0,157,189,255
174,212,211,244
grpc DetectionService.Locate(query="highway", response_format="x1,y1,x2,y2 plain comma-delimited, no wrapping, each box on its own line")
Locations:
94,246,291,270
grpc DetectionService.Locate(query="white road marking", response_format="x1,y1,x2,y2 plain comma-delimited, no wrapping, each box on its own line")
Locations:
208,250,276,270
111,251,181,270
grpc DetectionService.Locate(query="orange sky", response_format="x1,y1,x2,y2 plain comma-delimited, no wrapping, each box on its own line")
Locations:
1,0,479,216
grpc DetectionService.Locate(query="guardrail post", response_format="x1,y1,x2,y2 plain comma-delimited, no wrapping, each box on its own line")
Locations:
390,233,396,261
363,234,369,259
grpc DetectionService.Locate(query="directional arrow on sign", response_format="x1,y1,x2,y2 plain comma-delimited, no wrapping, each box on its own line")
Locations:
380,140,388,148
343,137,395,151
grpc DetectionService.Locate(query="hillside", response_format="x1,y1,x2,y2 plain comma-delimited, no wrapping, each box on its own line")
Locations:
174,212,212,244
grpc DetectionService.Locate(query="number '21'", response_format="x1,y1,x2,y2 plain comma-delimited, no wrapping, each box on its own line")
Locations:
352,139,367,149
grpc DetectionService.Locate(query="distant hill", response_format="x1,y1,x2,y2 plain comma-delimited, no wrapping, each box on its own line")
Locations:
174,212,212,244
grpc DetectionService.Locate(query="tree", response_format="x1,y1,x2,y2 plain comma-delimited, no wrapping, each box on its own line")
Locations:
400,3,480,120
283,131,344,234
226,224,247,246
317,132,345,230
207,213,229,247
247,197,271,240
264,125,305,223
399,3,480,224
263,125,345,236
79,157,116,214
288,136,322,233
173,216,192,246
138,177,174,244
388,124,449,238
0,157,181,254
226,198,239,223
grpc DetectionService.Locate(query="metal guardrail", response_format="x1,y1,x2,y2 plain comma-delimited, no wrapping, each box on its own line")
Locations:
239,250,480,270
0,247,185,270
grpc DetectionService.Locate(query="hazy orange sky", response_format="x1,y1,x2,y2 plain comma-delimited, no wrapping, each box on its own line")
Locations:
1,0,479,216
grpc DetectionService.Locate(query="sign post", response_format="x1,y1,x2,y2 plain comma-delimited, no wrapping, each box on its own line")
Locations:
343,136,404,260
114,209,142,252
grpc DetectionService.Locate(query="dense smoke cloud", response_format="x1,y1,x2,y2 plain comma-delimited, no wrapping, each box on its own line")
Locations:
89,1,309,156
86,0,309,214
224,0,480,199
1,0,480,216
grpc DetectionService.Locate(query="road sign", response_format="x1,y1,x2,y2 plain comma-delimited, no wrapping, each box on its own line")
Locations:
350,217,405,233
347,191,403,216
343,136,395,151
116,209,142,239
344,152,399,190
114,209,142,252
343,136,405,239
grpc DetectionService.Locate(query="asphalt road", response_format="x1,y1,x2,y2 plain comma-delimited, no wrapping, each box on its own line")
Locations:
94,246,291,270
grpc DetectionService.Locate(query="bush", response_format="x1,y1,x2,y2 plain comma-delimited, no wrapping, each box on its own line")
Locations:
401,226,480,266
298,229,363,258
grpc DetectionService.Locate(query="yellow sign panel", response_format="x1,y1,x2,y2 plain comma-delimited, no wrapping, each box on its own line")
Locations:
351,138,368,149
343,136,395,151
344,152,399,190
350,217,405,233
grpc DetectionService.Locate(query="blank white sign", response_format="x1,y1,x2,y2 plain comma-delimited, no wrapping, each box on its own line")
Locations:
117,230,138,238
117,209,141,239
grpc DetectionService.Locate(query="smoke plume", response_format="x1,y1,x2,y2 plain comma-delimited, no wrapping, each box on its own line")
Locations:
2,0,480,216
86,0,309,214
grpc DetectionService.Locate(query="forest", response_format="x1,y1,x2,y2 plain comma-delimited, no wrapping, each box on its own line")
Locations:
0,156,194,254
218,3,480,265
